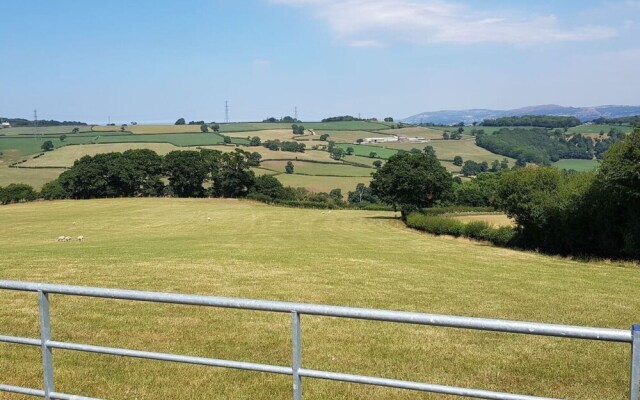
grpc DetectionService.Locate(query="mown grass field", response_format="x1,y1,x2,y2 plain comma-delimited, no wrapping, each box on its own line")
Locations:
567,124,634,135
450,213,514,227
260,160,374,177
384,139,515,164
553,159,600,171
335,143,398,159
0,199,638,400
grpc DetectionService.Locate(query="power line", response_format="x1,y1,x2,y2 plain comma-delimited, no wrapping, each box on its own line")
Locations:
34,109,39,138
294,106,298,121
225,101,229,123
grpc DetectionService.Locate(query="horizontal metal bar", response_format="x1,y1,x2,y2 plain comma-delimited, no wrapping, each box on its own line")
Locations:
0,383,45,397
50,392,104,400
299,369,560,400
0,280,631,342
0,335,42,346
47,340,293,375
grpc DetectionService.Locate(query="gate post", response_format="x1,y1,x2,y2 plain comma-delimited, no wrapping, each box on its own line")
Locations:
631,325,640,400
38,291,55,399
292,311,302,400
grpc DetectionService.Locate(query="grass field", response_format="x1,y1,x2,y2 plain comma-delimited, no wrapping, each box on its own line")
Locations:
0,126,91,136
567,124,634,135
0,199,638,400
450,213,514,227
260,160,374,177
384,139,514,164
553,159,600,171
0,167,65,188
335,143,399,159
275,174,368,194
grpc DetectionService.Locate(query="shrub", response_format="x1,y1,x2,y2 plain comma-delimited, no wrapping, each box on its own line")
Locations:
406,212,516,247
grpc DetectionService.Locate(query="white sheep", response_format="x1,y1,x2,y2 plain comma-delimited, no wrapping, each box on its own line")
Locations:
57,236,66,242
77,236,84,242
64,236,71,242
207,217,211,221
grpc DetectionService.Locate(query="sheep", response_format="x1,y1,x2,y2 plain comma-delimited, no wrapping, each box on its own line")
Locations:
77,236,84,242
64,236,71,242
207,217,211,221
57,236,66,242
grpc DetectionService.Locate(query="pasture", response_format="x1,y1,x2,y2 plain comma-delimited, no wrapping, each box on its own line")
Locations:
0,199,638,400
553,159,600,171
384,139,515,164
450,213,514,227
260,160,374,177
335,143,398,159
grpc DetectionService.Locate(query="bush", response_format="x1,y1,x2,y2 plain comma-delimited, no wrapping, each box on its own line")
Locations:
463,221,490,237
406,212,516,247
40,180,67,200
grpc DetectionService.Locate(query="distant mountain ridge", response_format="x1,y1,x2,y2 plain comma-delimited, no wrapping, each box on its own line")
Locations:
402,105,640,125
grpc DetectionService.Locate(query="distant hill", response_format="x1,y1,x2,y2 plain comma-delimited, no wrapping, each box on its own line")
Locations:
402,105,640,125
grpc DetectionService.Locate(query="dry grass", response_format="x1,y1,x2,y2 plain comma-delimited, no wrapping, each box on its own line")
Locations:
20,144,182,168
449,213,515,227
0,199,638,399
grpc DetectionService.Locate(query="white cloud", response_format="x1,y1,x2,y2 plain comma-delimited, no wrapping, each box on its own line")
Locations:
270,0,617,46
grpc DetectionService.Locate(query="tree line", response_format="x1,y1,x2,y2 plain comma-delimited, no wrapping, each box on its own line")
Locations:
0,118,87,127
592,115,639,126
475,127,624,165
480,115,581,128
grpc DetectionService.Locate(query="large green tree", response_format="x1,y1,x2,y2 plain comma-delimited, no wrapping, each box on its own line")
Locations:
370,152,453,219
163,151,208,197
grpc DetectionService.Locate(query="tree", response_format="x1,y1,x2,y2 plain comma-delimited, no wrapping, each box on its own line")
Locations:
329,188,343,202
442,132,450,140
0,183,37,205
330,147,346,160
369,152,377,158
212,124,220,133
71,128,80,134
285,161,294,174
462,160,481,177
40,180,67,200
500,158,510,170
370,152,453,220
423,146,436,158
373,160,383,169
175,118,186,125
384,117,394,122
249,136,261,146
346,147,354,155
453,156,463,166
319,134,330,141
59,134,67,142
348,183,379,204
248,152,262,166
163,151,207,197
327,141,336,152
292,124,305,135
252,175,287,200
41,141,54,152
356,138,364,144
200,124,208,133
223,136,231,144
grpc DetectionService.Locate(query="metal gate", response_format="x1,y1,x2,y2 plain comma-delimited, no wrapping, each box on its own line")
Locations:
0,280,638,400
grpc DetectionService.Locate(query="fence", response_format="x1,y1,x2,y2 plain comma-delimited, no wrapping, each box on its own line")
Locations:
0,280,638,400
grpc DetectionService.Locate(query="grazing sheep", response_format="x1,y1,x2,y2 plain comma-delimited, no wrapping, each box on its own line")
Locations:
207,217,211,221
57,236,66,242
77,236,84,242
64,236,71,242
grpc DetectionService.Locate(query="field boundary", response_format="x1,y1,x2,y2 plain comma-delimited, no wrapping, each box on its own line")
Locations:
0,280,638,400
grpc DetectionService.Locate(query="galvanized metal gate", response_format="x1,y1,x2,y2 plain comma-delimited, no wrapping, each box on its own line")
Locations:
0,280,638,400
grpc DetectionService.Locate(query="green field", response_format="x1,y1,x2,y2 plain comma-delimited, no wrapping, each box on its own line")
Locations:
260,160,374,177
335,143,399,159
0,126,92,136
0,199,638,399
567,124,634,135
553,159,600,171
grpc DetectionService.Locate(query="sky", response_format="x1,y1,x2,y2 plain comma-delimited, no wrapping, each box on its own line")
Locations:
1,0,639,123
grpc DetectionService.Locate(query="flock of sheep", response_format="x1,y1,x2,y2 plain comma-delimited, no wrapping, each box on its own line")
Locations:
57,235,84,242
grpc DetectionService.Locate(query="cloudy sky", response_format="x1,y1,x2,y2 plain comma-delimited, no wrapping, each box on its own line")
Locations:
1,0,639,123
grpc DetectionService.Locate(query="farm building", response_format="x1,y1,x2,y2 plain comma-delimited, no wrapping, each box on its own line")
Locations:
360,135,399,144
0,122,10,129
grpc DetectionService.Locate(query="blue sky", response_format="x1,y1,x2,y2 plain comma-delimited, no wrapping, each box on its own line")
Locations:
1,0,639,123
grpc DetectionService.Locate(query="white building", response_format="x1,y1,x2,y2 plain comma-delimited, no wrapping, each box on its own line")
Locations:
0,122,11,129
360,135,399,144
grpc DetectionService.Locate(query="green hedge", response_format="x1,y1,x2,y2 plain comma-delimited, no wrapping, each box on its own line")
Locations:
406,212,516,247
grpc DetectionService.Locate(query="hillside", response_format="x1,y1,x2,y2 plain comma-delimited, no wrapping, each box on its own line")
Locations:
0,198,638,399
403,105,640,125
